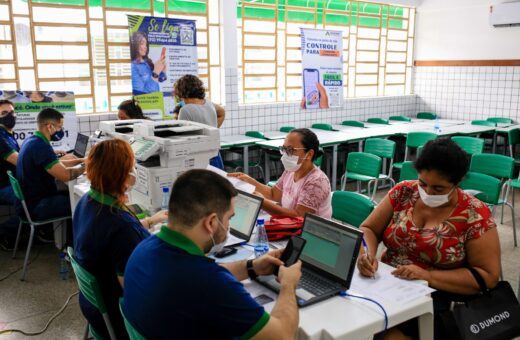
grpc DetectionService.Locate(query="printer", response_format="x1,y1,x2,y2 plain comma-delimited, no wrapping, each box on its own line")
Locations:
98,119,149,141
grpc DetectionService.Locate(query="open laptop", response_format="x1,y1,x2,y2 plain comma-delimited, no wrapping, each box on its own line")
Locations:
225,189,264,247
257,214,363,307
66,133,89,158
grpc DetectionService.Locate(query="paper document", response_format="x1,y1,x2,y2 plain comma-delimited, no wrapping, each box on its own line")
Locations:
206,165,256,193
349,265,435,305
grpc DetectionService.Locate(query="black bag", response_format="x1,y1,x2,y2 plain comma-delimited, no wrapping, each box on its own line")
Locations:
441,267,520,340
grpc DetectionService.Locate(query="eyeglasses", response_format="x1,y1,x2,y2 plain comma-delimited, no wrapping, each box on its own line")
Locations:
279,146,306,156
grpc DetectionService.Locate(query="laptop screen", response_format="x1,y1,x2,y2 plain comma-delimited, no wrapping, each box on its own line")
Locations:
229,190,263,240
74,133,89,157
300,214,363,282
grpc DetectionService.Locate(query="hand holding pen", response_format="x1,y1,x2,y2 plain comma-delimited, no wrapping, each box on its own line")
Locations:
358,238,378,279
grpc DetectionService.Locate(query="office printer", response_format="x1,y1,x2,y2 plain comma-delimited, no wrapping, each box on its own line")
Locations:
98,119,149,140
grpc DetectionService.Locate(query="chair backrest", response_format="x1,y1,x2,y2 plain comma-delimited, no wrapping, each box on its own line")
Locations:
364,138,396,159
311,123,334,131
451,136,484,156
342,120,364,128
346,152,382,178
313,154,323,167
331,191,375,227
7,170,24,201
279,126,295,133
471,120,496,127
389,115,411,122
508,128,520,146
245,131,266,139
470,153,514,180
487,117,513,124
417,112,437,120
367,118,389,125
459,172,501,205
119,298,147,340
399,161,418,182
406,132,437,148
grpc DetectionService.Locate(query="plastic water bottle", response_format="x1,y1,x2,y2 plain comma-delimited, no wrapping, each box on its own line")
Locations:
161,187,170,210
254,218,269,258
59,252,69,280
433,118,441,134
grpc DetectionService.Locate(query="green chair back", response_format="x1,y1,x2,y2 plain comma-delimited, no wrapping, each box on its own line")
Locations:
245,131,266,139
331,191,375,227
487,117,513,124
313,154,323,167
364,138,396,159
342,120,364,128
389,116,411,122
508,128,520,146
470,153,514,180
471,120,496,127
399,161,418,182
346,152,382,178
460,172,501,205
7,170,24,202
311,123,334,131
119,298,147,340
367,118,389,125
279,126,295,133
451,136,484,156
417,112,437,120
406,132,437,148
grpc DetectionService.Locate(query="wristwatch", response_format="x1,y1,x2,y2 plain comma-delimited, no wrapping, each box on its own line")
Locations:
246,259,257,280
152,72,159,79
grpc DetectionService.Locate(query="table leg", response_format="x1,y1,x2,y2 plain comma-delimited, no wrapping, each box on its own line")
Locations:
265,151,270,183
332,145,338,190
417,312,434,340
244,146,249,175
492,132,497,154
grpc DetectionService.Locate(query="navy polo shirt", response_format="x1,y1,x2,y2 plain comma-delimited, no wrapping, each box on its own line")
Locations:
73,189,150,337
0,127,19,188
124,226,270,339
16,131,59,206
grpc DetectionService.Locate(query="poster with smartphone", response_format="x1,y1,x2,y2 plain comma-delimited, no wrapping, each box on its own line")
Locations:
0,90,78,151
300,28,343,109
128,15,198,120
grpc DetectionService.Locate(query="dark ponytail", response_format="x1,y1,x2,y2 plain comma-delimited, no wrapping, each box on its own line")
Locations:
291,128,322,161
117,99,147,119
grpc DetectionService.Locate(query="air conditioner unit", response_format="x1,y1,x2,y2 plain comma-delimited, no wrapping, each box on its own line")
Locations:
489,2,520,27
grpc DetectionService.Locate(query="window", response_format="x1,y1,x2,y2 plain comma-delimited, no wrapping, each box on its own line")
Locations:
2,0,222,114
237,0,415,104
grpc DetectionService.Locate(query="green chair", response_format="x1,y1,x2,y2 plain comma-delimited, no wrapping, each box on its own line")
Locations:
471,120,496,127
331,191,375,227
279,126,295,133
340,152,382,201
417,112,437,120
507,128,520,163
364,138,396,187
393,132,437,170
367,118,389,125
398,161,418,182
451,136,484,156
8,171,71,281
311,123,334,131
119,298,146,340
67,247,117,340
224,131,266,182
389,116,411,122
342,120,364,128
460,172,502,206
487,117,513,124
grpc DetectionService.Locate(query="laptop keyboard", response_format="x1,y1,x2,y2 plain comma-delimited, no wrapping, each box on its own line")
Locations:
298,269,339,295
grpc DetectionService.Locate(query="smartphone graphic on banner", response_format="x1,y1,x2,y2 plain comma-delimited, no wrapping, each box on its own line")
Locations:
303,68,320,109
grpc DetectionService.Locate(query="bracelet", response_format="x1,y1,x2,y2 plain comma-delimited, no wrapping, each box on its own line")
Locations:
246,259,257,280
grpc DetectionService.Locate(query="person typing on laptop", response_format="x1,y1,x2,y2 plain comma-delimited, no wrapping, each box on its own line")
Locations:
123,169,302,339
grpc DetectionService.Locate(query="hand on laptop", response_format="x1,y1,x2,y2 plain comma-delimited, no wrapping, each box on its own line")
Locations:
357,253,378,278
252,249,284,276
278,261,302,289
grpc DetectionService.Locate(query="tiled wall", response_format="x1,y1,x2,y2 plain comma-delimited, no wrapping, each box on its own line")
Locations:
77,112,117,136
414,66,520,121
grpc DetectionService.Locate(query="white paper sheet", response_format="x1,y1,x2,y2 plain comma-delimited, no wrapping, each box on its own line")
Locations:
206,165,256,193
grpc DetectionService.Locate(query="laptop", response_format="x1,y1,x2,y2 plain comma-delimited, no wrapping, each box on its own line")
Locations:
225,189,264,247
256,214,363,307
67,133,89,158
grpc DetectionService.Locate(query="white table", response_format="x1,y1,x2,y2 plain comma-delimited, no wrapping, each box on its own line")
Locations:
263,130,288,140
220,135,265,175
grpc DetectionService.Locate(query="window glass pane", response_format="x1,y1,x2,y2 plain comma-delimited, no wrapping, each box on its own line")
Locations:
0,45,13,60
33,7,86,24
40,80,91,95
38,63,90,78
36,45,89,60
34,26,88,42
0,65,16,79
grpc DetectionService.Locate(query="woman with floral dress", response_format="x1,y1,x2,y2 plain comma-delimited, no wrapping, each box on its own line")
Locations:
357,138,500,340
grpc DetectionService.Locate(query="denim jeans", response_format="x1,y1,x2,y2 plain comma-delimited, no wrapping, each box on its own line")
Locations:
28,194,71,220
210,152,224,170
0,185,16,205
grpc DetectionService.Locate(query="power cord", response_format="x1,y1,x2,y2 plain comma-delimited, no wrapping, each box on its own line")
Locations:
0,291,79,336
341,291,388,331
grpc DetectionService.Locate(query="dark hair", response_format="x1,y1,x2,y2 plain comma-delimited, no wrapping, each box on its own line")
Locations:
130,31,154,73
414,138,469,184
169,169,238,227
37,108,63,126
118,99,147,119
0,99,14,108
174,75,205,100
290,128,322,161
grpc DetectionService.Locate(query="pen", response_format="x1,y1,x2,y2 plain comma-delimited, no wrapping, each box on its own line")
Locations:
361,238,375,280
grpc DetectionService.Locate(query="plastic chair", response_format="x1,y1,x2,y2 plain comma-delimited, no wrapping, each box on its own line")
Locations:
224,131,266,182
67,247,117,340
311,123,334,131
417,112,437,120
279,126,295,133
471,120,496,127
398,161,418,182
507,128,520,163
331,191,375,228
8,171,71,281
364,138,396,187
119,298,146,340
460,172,502,206
342,120,364,128
393,132,437,170
340,152,382,201
367,118,389,125
389,116,411,122
451,136,484,156
487,117,513,124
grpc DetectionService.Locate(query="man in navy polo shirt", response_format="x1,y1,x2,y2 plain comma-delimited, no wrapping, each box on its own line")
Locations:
124,169,302,339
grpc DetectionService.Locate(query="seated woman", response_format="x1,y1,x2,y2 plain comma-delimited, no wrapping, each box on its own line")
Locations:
72,139,167,339
229,128,332,218
357,138,500,340
117,99,149,120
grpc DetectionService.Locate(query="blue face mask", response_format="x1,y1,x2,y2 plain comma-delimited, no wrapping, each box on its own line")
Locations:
50,126,65,141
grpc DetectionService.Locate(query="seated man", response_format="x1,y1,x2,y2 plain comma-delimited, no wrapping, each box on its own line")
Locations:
16,108,84,223
124,169,302,339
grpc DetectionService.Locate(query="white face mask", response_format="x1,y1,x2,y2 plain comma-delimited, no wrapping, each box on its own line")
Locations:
208,218,229,255
418,185,455,208
281,153,302,172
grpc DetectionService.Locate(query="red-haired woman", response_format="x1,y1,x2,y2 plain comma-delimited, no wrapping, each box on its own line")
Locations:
72,139,166,339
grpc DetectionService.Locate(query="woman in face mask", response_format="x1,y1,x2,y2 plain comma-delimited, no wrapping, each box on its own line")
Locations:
357,138,500,340
229,128,332,218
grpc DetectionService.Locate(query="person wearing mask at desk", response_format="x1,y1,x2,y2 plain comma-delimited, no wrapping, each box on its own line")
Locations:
229,128,332,219
357,138,500,340
73,139,166,339
117,98,149,120
123,169,302,339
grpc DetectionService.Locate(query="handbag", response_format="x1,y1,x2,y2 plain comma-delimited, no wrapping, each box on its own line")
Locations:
264,215,304,241
440,267,520,340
